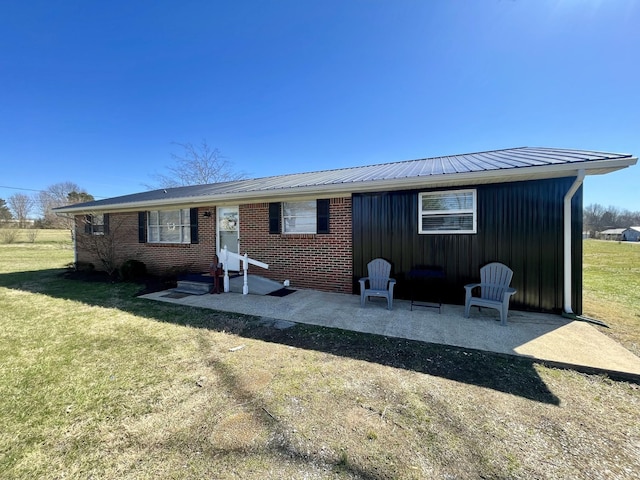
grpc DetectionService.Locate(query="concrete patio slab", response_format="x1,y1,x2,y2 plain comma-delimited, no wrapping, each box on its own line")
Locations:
141,288,640,381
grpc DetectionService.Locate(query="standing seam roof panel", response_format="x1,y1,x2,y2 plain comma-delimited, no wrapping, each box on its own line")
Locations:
53,147,636,212
490,150,570,165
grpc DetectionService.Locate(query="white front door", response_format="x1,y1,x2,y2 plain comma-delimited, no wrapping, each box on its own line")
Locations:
217,206,240,271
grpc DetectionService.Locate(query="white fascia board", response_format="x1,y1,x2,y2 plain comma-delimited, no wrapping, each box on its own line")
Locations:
54,156,637,214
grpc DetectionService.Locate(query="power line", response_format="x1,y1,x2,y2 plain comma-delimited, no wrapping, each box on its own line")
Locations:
0,185,106,199
0,185,47,193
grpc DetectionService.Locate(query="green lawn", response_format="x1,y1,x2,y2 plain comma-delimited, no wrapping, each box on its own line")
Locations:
0,231,639,479
583,239,640,355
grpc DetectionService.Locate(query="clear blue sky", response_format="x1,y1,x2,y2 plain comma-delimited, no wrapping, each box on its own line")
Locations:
1,0,639,211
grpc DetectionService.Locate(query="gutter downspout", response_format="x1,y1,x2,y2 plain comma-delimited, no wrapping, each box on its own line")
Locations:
563,170,585,316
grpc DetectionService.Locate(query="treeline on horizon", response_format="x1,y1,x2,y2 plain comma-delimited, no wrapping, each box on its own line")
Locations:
583,203,640,235
0,181,92,230
1,189,639,235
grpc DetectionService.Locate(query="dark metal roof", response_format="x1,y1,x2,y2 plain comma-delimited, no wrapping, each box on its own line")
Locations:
55,146,636,213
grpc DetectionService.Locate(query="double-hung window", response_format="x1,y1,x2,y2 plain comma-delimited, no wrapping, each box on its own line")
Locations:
84,213,108,235
282,201,317,234
418,189,477,234
148,208,192,243
269,199,330,235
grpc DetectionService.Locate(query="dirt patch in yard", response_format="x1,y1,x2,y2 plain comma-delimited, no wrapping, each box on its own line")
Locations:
25,268,639,478
174,315,640,479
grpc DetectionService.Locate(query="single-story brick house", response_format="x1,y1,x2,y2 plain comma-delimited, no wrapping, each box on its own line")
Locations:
55,146,636,316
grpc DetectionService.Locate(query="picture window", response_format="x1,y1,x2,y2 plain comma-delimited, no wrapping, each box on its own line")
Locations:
147,208,192,243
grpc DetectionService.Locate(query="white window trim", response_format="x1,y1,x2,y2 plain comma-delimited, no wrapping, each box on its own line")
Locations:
282,201,317,234
418,189,477,234
147,208,192,244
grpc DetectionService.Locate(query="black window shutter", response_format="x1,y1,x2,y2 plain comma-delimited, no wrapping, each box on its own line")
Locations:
84,215,92,234
190,208,199,244
138,212,147,243
317,199,330,234
269,202,281,234
103,213,110,235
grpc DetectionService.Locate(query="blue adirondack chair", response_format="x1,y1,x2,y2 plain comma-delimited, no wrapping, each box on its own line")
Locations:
359,258,396,310
464,262,517,326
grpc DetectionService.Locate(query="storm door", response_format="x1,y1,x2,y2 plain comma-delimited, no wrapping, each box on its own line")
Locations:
217,206,240,271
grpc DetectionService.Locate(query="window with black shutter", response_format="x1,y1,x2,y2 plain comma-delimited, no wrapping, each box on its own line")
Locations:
269,202,281,234
84,213,108,235
269,199,330,234
138,212,147,243
316,199,330,234
190,208,199,244
142,208,195,244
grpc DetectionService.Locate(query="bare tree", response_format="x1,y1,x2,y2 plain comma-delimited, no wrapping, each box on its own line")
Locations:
583,203,606,237
8,193,35,228
618,208,640,228
148,140,247,188
0,227,19,244
602,206,621,228
26,229,39,243
37,182,87,228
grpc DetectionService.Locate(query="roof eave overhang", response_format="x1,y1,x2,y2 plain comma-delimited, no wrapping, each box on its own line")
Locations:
54,156,637,214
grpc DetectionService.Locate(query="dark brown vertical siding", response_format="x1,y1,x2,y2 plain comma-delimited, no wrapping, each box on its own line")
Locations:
352,177,583,314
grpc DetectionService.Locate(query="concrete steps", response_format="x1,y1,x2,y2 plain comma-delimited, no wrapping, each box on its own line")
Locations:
173,280,212,295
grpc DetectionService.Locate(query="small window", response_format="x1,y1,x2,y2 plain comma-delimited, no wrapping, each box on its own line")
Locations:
84,214,107,235
282,201,317,234
148,208,192,243
418,189,476,234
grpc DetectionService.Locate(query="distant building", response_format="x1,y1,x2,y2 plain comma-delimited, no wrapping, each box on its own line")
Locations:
622,227,640,242
597,228,626,241
0,219,35,228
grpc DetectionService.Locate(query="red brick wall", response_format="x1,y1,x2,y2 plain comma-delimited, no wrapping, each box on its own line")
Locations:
74,197,353,293
240,197,353,293
75,208,218,275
